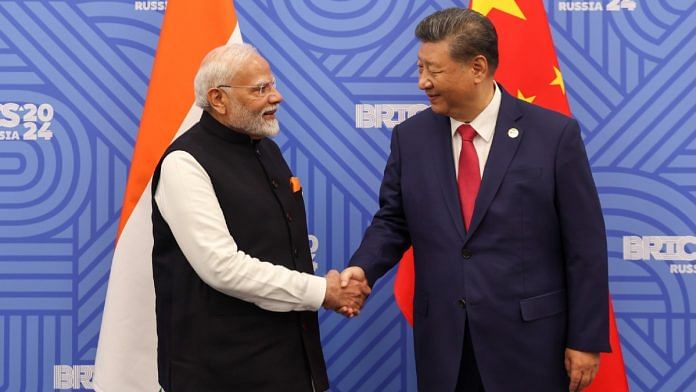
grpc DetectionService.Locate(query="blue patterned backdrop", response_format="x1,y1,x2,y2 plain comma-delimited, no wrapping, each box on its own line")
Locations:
0,0,694,391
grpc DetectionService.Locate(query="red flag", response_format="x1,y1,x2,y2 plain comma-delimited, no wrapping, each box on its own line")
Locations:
394,1,628,390
393,248,415,325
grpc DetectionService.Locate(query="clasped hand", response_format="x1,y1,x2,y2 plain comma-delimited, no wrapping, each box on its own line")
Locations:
322,267,370,318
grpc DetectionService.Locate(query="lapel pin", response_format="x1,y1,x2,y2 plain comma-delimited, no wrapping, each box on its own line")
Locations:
507,128,519,139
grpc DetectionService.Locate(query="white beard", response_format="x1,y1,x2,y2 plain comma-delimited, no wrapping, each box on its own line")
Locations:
227,102,279,138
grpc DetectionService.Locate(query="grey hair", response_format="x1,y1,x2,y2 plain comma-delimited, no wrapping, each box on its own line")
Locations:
415,8,498,74
193,43,259,109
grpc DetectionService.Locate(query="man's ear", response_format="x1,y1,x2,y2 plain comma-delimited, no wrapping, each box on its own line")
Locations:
470,55,489,83
207,88,226,115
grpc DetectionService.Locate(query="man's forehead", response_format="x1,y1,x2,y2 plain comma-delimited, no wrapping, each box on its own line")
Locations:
231,56,272,83
417,39,457,66
417,40,450,62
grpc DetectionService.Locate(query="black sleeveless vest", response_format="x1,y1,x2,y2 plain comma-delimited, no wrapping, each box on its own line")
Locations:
151,111,328,392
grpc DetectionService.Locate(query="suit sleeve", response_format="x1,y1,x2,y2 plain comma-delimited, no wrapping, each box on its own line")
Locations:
555,119,611,353
349,125,412,286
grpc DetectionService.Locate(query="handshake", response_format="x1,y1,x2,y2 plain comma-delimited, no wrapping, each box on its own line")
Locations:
322,267,370,318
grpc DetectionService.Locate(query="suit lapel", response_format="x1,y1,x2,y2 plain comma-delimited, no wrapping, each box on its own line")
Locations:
430,112,467,241
465,91,524,241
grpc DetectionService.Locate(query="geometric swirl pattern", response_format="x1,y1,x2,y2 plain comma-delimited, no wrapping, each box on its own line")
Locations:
597,171,696,391
0,1,161,390
0,0,693,391
548,0,696,390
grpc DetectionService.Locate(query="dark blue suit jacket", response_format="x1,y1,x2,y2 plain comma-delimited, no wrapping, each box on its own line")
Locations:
350,87,610,391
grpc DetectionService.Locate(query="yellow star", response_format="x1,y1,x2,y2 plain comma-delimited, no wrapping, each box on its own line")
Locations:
517,90,536,103
550,66,566,95
471,0,527,20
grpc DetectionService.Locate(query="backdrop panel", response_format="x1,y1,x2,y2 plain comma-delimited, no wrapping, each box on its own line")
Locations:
0,1,693,391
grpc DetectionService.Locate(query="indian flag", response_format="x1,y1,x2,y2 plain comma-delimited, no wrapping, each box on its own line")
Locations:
93,1,241,391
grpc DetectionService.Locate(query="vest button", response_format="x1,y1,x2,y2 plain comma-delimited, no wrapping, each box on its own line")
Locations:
271,179,279,188
255,149,261,156
461,248,472,259
285,212,293,222
293,248,299,257
459,299,467,308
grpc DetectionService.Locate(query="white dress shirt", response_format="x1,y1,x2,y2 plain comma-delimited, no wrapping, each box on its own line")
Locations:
154,150,327,312
450,82,502,178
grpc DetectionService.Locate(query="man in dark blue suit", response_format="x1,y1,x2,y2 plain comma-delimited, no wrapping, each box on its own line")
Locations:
340,8,610,391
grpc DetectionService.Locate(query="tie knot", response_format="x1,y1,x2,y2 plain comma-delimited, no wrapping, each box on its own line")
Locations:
458,124,477,142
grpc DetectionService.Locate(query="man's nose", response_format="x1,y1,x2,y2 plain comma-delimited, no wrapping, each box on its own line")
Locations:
418,74,432,90
267,85,283,104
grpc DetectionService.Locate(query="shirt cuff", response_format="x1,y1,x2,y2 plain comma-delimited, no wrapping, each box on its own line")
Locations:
304,274,327,311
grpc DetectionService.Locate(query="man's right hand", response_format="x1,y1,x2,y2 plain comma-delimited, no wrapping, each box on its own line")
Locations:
339,266,367,289
323,269,370,317
335,266,370,317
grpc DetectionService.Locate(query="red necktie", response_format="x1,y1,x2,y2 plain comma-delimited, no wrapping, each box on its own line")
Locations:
457,124,480,230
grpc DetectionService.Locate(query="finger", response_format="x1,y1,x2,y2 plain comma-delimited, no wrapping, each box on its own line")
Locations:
349,298,363,309
339,268,354,288
325,270,339,285
579,369,594,390
576,371,587,391
348,299,361,310
347,281,370,298
568,370,582,392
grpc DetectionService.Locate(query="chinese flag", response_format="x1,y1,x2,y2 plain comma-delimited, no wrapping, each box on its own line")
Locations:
394,1,628,390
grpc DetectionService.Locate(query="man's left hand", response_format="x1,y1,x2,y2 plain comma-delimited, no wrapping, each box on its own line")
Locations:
565,348,599,391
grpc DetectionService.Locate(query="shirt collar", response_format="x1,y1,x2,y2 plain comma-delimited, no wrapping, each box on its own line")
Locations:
450,82,501,142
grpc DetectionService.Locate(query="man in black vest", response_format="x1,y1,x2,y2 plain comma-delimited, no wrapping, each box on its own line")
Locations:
151,43,369,392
